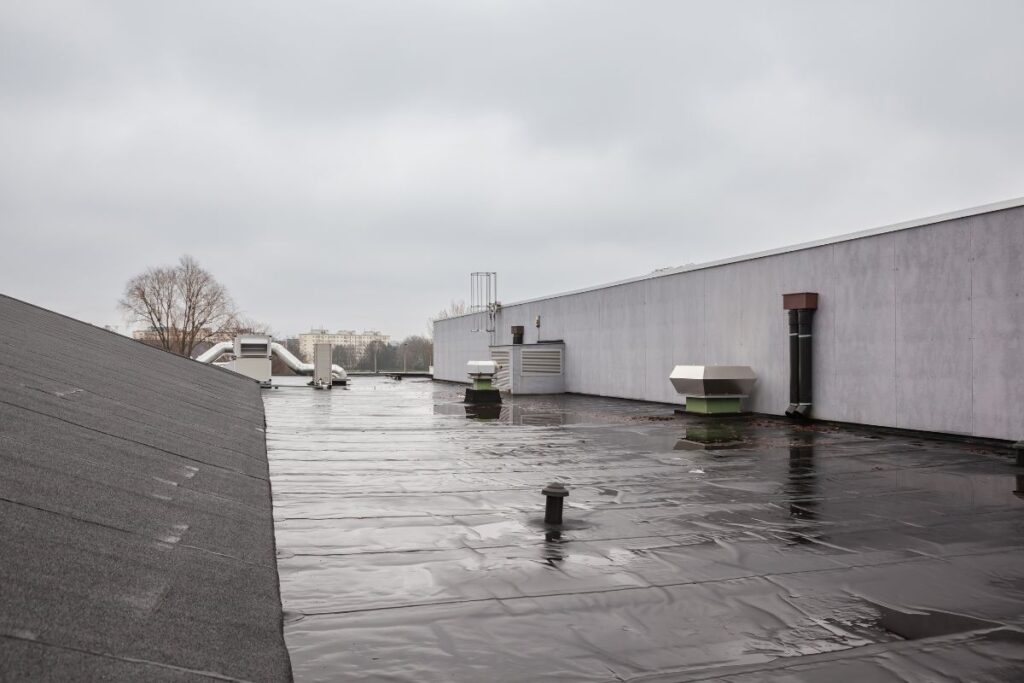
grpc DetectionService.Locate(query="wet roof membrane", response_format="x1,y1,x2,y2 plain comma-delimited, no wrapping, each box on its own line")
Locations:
0,295,291,681
266,377,1024,682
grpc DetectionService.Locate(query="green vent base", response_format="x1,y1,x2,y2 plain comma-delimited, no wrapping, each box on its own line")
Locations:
685,397,742,415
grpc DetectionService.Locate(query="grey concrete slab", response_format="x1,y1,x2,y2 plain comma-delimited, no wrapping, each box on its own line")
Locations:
0,294,291,681
894,218,974,434
969,208,1024,441
831,233,897,427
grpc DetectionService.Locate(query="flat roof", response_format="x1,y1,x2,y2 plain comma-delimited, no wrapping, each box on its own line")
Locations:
443,195,1024,314
266,377,1024,680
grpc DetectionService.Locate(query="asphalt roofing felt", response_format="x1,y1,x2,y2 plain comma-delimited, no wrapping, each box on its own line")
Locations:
0,295,291,681
267,377,1024,682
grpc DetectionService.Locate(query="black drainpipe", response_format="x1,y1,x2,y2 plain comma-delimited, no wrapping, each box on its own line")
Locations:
787,310,799,416
796,309,815,418
783,293,818,418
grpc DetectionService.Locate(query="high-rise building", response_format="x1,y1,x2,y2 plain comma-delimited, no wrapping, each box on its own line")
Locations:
298,328,390,362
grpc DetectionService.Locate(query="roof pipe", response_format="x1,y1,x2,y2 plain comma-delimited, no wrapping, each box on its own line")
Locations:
794,308,815,418
195,341,234,364
785,310,800,417
271,342,348,381
782,293,818,419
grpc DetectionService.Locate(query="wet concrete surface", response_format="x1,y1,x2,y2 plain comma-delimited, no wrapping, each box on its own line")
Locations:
265,377,1024,682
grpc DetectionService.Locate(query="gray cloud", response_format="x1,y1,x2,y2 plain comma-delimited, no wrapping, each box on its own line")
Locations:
2,1,1023,338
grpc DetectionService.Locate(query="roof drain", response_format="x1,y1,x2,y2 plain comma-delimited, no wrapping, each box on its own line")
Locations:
783,293,818,419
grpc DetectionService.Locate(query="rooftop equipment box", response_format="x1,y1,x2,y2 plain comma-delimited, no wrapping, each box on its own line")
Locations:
489,342,565,395
230,357,272,384
234,334,271,358
229,334,272,384
313,343,333,387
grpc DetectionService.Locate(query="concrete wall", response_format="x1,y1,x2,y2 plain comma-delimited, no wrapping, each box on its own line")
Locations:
435,204,1024,441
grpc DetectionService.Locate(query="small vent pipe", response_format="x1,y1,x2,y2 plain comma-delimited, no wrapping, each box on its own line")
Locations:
783,293,818,418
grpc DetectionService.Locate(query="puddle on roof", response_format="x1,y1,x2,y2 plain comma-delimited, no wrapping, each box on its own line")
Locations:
264,377,1024,682
871,601,1005,640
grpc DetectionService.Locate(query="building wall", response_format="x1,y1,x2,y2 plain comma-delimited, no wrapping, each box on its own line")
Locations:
434,204,1024,441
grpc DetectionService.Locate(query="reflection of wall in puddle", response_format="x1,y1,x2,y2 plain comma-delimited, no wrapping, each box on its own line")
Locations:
466,403,565,426
894,468,1024,507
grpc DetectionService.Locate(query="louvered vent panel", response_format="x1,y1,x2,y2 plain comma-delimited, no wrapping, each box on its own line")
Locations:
490,350,512,390
239,343,268,357
521,348,562,375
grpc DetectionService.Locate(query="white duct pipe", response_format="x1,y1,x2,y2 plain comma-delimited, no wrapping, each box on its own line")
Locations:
194,339,348,381
271,342,348,380
194,341,234,364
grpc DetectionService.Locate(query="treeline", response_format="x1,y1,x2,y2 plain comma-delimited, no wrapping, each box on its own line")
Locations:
279,336,433,373
338,336,433,372
122,255,435,373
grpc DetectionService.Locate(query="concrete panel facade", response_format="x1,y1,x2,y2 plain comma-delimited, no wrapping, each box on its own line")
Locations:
969,210,1024,440
894,220,974,434
434,201,1024,440
831,234,897,427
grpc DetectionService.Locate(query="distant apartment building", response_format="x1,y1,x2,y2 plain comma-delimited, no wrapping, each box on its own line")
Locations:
132,327,162,343
298,328,390,361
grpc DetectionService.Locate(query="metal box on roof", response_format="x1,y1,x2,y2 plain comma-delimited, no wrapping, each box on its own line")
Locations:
669,365,757,397
313,343,333,387
234,334,272,358
489,342,565,395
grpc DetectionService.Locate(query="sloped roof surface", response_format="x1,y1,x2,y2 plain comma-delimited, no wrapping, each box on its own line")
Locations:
0,295,291,681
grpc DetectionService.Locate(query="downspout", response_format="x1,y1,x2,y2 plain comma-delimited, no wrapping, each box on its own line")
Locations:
783,292,818,419
795,308,815,418
786,310,799,416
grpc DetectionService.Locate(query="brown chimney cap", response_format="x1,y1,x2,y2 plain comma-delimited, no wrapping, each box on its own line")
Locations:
783,292,819,310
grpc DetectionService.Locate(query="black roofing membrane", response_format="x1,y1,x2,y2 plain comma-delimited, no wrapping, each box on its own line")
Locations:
265,378,1024,682
0,295,291,681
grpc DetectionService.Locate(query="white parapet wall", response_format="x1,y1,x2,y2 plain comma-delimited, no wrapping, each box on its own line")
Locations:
433,198,1024,441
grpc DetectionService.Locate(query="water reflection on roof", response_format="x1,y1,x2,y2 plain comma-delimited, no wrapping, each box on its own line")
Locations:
265,377,1024,682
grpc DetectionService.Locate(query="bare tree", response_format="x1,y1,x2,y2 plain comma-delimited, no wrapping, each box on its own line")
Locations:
401,335,433,371
427,299,468,339
332,344,360,369
120,255,238,358
224,316,273,337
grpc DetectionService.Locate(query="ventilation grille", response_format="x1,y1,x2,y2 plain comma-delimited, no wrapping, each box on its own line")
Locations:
239,343,268,357
490,350,512,389
521,348,562,375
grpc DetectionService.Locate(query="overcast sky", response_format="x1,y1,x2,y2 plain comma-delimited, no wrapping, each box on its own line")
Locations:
2,1,1023,339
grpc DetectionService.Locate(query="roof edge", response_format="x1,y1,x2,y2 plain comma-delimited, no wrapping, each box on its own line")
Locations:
439,194,1024,317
